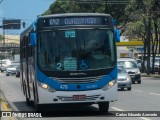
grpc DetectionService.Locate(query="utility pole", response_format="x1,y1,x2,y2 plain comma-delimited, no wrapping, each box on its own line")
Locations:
146,16,151,75
158,29,160,75
2,17,5,52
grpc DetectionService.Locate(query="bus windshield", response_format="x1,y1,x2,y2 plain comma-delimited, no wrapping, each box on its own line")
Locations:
38,29,115,71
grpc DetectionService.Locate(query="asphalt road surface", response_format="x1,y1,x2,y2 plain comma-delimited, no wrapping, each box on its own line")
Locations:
0,72,160,120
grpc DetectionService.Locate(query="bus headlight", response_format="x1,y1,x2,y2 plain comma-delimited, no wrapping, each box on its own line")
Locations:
38,82,56,93
101,80,117,91
42,83,48,89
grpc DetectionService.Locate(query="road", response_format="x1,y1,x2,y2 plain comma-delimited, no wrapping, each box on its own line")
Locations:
0,72,160,120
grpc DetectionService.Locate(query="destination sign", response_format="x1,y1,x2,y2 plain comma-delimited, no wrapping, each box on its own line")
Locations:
41,16,109,27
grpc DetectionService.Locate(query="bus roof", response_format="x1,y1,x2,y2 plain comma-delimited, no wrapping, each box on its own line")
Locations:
38,13,112,19
20,13,113,39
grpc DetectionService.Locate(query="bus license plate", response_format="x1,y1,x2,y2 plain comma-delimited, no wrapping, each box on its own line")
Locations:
73,95,86,100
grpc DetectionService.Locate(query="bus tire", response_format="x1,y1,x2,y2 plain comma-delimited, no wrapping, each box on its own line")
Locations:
98,102,109,113
26,96,33,106
33,84,43,112
24,83,32,106
33,84,37,106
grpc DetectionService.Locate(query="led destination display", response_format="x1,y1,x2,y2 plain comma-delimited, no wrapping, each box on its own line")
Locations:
40,16,110,27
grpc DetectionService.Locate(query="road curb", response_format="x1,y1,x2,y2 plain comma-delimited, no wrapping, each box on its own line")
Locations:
141,73,160,78
0,90,21,120
0,90,19,112
0,90,18,120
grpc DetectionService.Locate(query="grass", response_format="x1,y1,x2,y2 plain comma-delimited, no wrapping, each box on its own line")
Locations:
0,97,5,102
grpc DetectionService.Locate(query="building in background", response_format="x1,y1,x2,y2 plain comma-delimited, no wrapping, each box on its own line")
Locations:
116,41,144,59
0,34,20,60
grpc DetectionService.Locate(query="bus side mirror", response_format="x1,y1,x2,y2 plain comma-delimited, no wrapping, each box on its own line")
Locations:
30,33,37,46
114,29,120,42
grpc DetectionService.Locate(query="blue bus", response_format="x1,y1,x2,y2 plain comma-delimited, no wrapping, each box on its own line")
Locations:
20,13,119,112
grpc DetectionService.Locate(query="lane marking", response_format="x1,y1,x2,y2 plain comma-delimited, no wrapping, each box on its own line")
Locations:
133,90,160,97
111,107,124,111
149,93,160,96
133,89,143,92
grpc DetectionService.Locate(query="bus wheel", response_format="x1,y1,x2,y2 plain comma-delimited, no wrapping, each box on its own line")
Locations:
98,102,109,113
26,97,33,106
33,85,38,106
24,84,32,106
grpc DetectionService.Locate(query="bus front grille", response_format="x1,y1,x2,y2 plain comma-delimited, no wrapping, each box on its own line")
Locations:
50,75,105,84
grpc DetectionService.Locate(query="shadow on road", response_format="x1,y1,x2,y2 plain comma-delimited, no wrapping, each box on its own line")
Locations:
12,101,115,117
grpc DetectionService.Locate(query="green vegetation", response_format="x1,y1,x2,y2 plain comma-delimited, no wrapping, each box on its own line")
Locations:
42,0,160,74
0,97,5,102
42,0,128,27
0,34,3,41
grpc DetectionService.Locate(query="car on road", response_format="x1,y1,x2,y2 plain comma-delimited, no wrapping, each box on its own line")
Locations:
136,59,142,71
154,57,160,73
16,64,20,77
118,58,141,84
6,64,19,76
144,57,160,73
117,65,132,90
0,59,11,72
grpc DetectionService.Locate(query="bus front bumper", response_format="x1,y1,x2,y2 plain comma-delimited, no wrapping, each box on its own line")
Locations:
37,83,117,104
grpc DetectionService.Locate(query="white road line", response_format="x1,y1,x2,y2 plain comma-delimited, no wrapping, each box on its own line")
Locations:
111,107,151,120
150,93,160,96
133,89,143,92
140,117,151,120
111,107,124,111
133,90,160,97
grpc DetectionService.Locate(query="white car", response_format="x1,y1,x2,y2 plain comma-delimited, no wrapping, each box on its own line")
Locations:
6,64,19,76
0,59,11,72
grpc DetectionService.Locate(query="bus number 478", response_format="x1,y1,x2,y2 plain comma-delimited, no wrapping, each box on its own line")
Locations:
60,85,68,90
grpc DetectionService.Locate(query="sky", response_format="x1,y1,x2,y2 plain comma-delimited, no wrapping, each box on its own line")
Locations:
0,0,55,34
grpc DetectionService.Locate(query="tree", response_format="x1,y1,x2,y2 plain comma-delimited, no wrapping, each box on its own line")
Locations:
123,0,160,74
43,0,160,74
43,0,128,22
0,34,3,41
